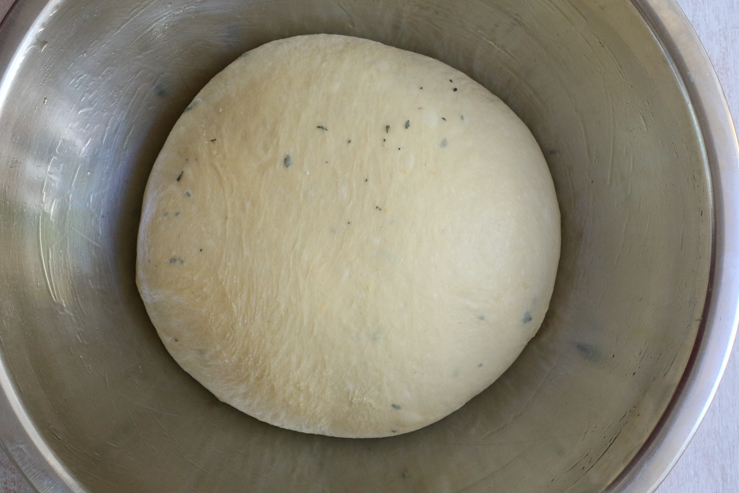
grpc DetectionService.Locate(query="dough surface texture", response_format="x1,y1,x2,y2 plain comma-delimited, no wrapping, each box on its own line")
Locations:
136,34,560,438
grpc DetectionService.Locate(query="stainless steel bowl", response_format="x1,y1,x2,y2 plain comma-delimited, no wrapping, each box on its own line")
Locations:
0,0,737,491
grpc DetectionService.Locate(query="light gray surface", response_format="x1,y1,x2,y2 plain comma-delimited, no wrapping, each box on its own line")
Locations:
0,0,735,491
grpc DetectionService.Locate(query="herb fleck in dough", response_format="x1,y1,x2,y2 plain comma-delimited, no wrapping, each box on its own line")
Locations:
136,34,561,438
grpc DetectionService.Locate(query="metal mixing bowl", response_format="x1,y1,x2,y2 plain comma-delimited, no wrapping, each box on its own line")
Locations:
0,0,737,491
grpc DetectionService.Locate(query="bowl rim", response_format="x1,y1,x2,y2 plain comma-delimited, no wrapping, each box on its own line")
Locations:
0,0,736,492
605,0,739,491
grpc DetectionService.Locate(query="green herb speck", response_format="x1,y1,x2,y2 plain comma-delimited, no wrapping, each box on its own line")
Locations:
176,171,184,181
405,120,410,129
453,87,458,92
210,138,216,142
284,155,292,168
391,404,401,410
317,125,328,131
386,125,390,133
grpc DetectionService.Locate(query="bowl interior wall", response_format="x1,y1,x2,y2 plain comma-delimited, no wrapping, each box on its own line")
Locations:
0,0,711,491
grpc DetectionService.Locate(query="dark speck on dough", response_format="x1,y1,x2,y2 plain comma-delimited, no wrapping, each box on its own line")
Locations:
317,125,328,131
442,117,446,121
376,206,382,211
478,314,485,320
163,212,169,216
405,120,410,129
478,363,483,367
174,338,179,342
284,155,292,168
210,138,216,142
391,429,397,433
365,178,368,182
185,191,191,197
175,212,180,216
154,85,167,98
348,139,352,143
169,258,177,264
523,311,532,323
449,79,453,82
199,249,203,252
453,87,458,92
441,138,448,148
176,171,184,181
386,125,390,133
391,404,401,410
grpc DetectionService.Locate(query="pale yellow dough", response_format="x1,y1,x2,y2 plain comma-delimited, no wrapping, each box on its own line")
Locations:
136,34,560,438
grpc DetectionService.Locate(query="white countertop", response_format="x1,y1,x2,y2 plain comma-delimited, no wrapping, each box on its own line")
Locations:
0,0,736,491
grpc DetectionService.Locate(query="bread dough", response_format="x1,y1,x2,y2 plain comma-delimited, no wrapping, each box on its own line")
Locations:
136,34,560,438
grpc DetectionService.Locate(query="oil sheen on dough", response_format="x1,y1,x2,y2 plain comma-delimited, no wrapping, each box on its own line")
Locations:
136,34,561,438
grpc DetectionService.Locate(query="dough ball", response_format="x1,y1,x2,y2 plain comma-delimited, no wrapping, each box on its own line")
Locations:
136,34,560,438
